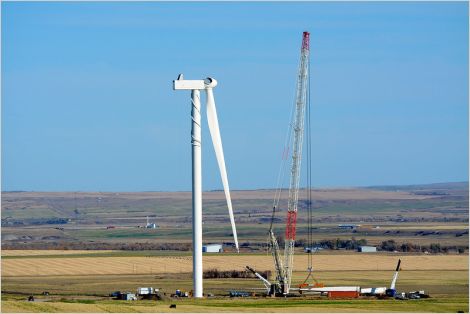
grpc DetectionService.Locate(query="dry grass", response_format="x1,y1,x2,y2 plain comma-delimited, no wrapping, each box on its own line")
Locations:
2,251,468,313
2,252,467,277
1,250,117,257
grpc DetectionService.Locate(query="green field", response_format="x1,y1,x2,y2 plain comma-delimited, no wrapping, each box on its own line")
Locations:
2,296,469,313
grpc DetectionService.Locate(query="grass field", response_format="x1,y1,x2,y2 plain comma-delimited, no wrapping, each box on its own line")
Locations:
1,250,468,313
2,296,469,313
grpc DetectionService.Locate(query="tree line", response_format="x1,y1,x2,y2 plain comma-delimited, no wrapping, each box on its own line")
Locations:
203,268,271,279
2,238,467,253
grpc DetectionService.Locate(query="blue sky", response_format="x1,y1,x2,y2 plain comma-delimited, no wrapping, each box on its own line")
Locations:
2,2,468,191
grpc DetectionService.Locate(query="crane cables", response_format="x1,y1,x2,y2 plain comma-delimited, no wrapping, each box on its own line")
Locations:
306,52,313,273
301,50,313,286
272,101,296,214
270,83,298,234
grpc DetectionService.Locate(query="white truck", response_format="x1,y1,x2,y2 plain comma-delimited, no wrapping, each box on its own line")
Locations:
137,287,157,295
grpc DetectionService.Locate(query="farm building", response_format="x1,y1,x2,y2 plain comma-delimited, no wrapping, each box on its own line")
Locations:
358,246,377,253
202,244,223,253
146,223,157,229
144,216,157,229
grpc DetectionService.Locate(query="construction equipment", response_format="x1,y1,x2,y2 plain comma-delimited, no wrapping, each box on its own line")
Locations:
137,287,157,295
229,291,252,298
407,290,429,299
248,31,311,296
245,266,272,292
281,31,311,295
298,279,324,289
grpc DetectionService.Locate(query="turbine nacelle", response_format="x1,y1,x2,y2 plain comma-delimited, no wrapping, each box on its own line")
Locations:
173,74,217,90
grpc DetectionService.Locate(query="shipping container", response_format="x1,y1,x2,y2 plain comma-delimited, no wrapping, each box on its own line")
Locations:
328,291,359,298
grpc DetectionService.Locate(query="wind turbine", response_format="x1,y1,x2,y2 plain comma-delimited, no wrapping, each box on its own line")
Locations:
173,74,239,298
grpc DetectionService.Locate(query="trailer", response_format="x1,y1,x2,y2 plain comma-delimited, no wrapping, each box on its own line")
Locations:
137,287,156,295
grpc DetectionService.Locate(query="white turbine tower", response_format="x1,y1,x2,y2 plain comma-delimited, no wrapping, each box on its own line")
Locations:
173,74,239,298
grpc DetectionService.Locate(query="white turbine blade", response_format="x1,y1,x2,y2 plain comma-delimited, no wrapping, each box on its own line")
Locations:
205,87,239,253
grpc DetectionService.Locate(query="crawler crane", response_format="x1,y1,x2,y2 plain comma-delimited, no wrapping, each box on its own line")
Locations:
247,31,312,296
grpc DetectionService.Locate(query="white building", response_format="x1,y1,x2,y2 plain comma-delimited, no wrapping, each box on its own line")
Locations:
145,216,157,229
202,244,223,253
358,246,377,253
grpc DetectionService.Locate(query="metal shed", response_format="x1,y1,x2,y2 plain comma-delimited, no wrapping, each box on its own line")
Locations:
202,244,223,253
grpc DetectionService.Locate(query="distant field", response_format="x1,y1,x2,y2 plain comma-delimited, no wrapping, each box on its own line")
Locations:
2,183,468,252
2,222,468,248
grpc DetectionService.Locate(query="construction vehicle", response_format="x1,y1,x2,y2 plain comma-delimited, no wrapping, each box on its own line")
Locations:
406,290,429,299
247,31,312,296
245,266,273,293
229,291,252,298
172,289,189,298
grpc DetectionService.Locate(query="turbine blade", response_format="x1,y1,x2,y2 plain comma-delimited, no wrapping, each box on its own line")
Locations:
205,88,239,253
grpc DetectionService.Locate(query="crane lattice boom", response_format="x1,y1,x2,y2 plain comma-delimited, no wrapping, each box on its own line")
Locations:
266,31,310,296
282,31,310,294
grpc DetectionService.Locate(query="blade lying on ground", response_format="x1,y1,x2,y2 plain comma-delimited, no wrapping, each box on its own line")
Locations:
205,88,239,253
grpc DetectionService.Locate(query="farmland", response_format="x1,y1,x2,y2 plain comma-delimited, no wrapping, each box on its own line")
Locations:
1,251,469,313
2,251,468,276
1,182,468,312
2,183,468,251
